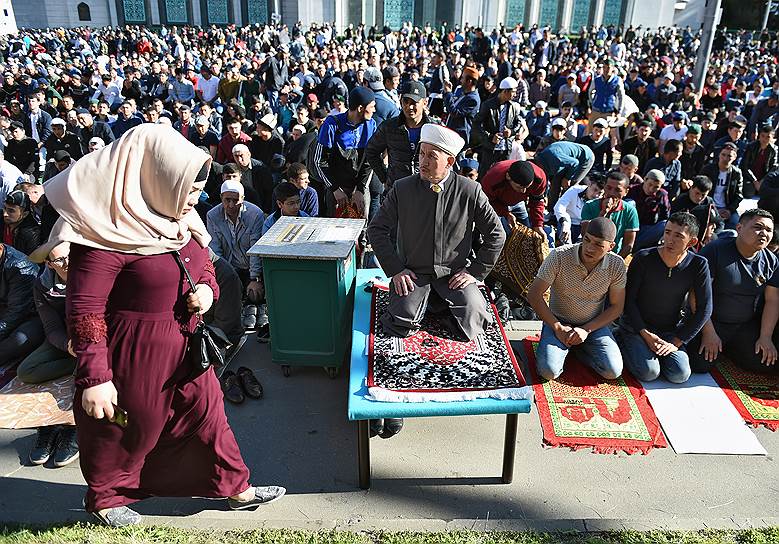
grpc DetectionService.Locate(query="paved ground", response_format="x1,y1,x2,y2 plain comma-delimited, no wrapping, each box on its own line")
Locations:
1,324,777,532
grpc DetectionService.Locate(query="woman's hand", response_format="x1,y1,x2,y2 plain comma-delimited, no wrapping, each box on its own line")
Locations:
81,381,118,420
187,284,214,315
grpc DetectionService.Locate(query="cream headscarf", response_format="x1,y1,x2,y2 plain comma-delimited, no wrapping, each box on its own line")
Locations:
33,124,212,260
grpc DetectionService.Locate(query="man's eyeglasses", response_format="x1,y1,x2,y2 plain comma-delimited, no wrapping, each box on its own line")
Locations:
46,256,68,266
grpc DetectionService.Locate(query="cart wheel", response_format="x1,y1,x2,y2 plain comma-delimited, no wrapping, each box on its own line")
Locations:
282,365,291,377
326,367,339,379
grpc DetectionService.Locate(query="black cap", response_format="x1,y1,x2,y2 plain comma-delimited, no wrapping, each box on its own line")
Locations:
507,161,536,187
9,121,23,130
53,150,71,162
401,80,427,102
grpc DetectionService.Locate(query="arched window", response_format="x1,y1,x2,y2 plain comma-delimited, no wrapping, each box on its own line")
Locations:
77,2,92,21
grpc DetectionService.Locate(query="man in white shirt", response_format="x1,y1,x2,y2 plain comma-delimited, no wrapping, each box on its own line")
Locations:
197,65,220,106
554,177,605,244
659,111,689,154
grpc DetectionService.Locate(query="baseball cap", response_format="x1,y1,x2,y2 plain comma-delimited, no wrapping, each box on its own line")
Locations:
535,100,547,109
51,117,66,127
551,118,567,129
672,111,686,121
401,80,427,102
732,115,748,127
459,158,479,172
52,149,71,162
592,117,609,128
499,77,518,90
364,67,384,91
382,66,400,80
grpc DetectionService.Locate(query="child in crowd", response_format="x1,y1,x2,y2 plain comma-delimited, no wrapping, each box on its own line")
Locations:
262,182,311,235
286,162,319,217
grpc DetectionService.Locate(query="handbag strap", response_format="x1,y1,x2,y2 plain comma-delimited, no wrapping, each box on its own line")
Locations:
172,251,196,293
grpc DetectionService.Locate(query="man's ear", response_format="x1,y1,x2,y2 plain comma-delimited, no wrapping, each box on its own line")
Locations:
447,155,456,168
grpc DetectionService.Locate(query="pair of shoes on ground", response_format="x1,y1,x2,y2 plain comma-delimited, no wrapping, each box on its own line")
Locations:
242,304,269,331
369,418,404,439
89,486,286,527
221,366,263,404
29,425,79,467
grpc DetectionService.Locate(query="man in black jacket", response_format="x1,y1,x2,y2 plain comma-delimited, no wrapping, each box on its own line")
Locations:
473,76,525,176
231,145,274,213
44,118,82,161
3,190,41,256
700,143,744,228
365,81,429,189
742,125,779,198
260,45,289,114
5,121,39,179
75,109,115,156
0,242,43,365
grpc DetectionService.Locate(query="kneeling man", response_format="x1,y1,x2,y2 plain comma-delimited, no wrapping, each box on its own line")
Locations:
367,124,505,439
527,217,626,380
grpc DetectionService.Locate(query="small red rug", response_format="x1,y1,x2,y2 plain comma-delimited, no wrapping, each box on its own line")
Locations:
523,338,667,454
710,359,779,431
367,283,533,402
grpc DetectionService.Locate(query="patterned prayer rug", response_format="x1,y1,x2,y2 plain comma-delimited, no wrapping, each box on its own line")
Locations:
711,359,779,431
0,375,74,429
523,338,667,454
367,283,533,402
488,224,549,302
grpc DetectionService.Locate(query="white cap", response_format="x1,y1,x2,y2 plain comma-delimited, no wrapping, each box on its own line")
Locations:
88,136,105,147
419,123,465,157
664,72,674,80
232,143,250,155
535,100,547,109
292,124,306,134
220,179,245,196
592,117,609,128
551,118,567,128
257,112,277,130
499,77,518,90
51,117,66,126
195,115,209,126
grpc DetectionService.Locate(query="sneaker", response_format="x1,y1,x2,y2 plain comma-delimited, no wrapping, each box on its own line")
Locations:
256,304,269,328
241,305,258,330
380,418,404,438
256,323,270,343
53,426,80,467
227,486,286,510
91,505,142,527
29,426,59,465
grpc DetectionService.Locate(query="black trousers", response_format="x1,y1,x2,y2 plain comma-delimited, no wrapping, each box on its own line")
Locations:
688,319,779,375
0,316,45,367
204,255,245,345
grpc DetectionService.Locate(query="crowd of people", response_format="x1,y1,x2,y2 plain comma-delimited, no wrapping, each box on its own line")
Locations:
0,18,779,526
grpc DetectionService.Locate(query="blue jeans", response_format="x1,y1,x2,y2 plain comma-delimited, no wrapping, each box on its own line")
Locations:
266,90,281,113
536,323,623,380
617,329,691,383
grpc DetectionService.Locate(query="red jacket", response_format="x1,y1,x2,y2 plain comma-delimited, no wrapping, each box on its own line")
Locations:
480,160,547,228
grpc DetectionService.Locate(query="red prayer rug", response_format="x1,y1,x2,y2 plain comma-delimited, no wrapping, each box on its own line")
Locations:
523,338,667,454
711,359,779,431
367,283,533,402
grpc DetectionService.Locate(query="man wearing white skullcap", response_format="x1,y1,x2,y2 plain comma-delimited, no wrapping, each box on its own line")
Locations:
473,75,526,175
368,122,505,340
206,177,265,312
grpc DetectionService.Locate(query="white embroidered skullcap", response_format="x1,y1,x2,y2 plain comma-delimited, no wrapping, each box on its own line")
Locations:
499,77,518,90
419,123,465,157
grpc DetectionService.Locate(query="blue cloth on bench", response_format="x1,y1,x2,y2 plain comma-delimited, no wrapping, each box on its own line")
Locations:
348,269,533,421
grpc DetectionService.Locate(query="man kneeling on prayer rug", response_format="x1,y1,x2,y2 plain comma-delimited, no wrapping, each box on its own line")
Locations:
527,217,626,381
367,123,506,438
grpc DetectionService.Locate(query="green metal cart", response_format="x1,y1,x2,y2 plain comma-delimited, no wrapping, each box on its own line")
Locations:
247,216,365,378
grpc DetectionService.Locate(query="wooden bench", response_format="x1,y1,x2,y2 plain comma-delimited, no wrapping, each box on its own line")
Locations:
347,269,533,489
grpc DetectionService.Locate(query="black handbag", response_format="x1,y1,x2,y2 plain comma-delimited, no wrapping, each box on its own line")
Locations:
173,251,232,377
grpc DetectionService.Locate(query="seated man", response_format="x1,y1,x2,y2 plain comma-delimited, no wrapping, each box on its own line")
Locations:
580,171,639,258
261,181,311,235
554,176,605,244
643,138,684,199
626,169,671,252
367,124,505,438
688,208,779,375
0,242,44,365
286,162,319,217
527,217,625,380
3,190,41,256
700,142,744,229
620,213,713,383
206,180,265,329
20,242,79,467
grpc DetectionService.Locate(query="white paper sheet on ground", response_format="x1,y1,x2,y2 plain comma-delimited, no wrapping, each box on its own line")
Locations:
642,372,766,455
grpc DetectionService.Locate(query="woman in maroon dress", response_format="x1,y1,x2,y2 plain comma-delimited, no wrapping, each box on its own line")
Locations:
35,125,285,527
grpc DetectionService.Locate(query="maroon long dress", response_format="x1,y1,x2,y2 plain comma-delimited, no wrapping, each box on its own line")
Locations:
67,238,250,512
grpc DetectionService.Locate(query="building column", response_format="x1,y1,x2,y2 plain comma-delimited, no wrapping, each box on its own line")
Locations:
106,0,119,25
150,0,160,24
192,0,202,24
233,0,241,24
622,0,636,26
424,0,437,26
334,0,346,32
527,0,540,25
592,0,605,25
559,0,573,31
